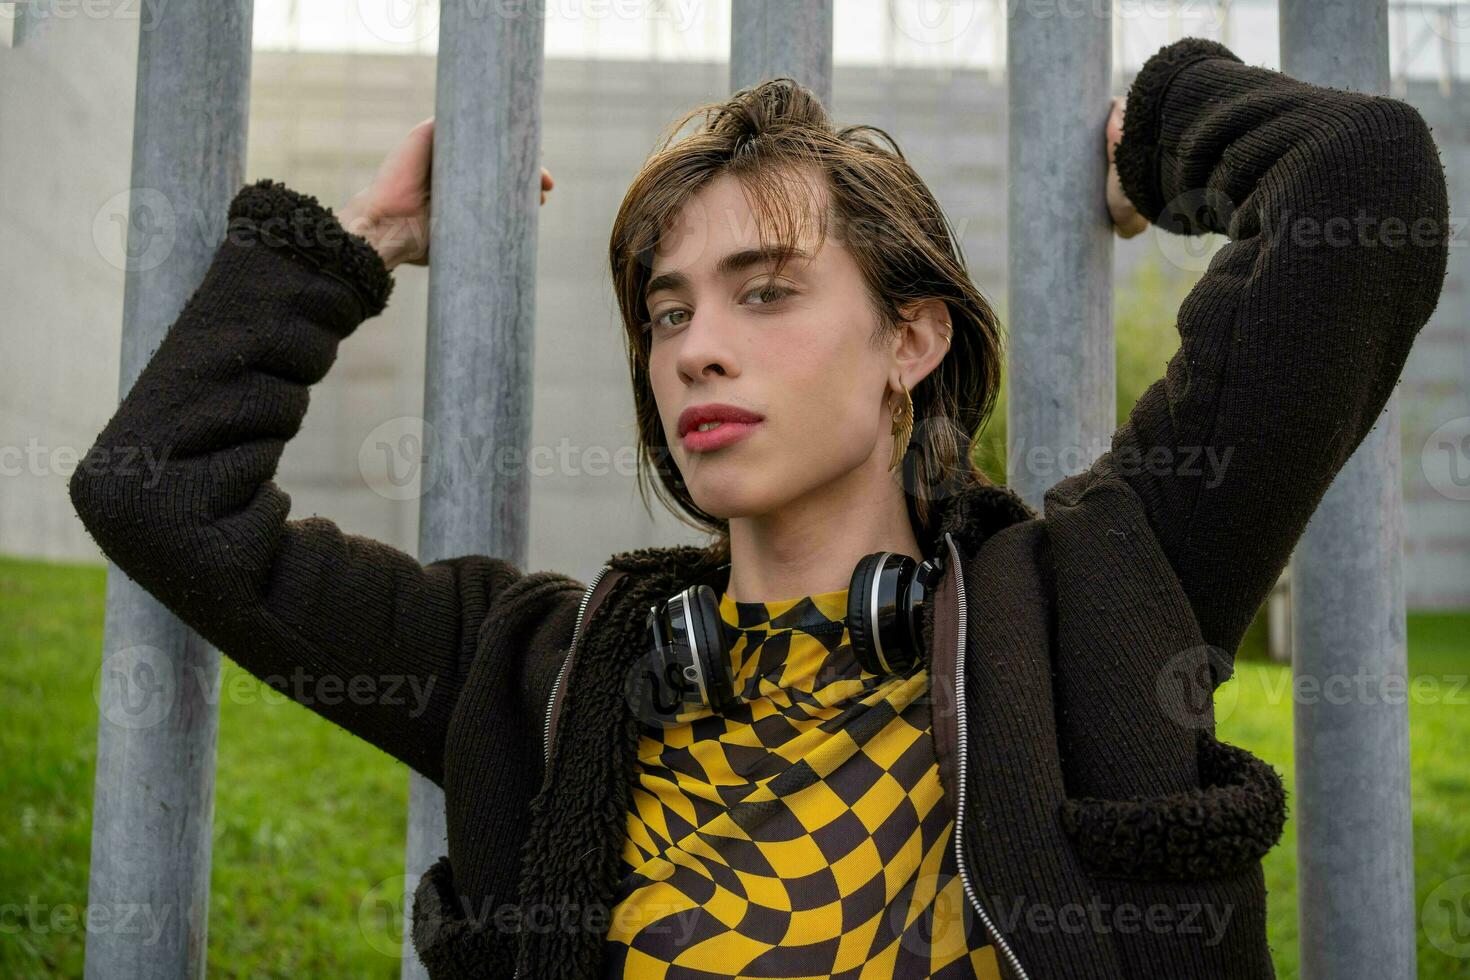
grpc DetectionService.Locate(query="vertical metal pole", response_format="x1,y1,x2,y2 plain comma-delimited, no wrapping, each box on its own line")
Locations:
730,0,833,106
1006,2,1114,508
399,3,546,978
4,0,41,47
83,3,253,978
1282,4,1416,978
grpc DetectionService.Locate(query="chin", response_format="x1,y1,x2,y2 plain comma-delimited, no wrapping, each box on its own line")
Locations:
683,477,777,521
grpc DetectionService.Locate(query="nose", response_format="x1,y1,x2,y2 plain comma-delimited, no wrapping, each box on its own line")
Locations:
674,308,739,384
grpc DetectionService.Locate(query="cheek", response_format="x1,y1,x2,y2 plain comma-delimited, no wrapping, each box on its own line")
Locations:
761,339,878,462
646,348,678,432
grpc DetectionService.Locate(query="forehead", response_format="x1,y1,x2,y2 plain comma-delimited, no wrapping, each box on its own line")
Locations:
647,168,831,280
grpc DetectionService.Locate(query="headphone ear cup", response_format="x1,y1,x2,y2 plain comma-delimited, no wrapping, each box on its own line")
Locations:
906,556,945,667
847,553,886,675
638,597,683,725
682,583,735,712
849,552,925,676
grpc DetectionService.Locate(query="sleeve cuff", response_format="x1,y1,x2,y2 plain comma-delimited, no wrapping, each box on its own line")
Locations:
1114,36,1244,226
226,177,395,318
1058,730,1288,881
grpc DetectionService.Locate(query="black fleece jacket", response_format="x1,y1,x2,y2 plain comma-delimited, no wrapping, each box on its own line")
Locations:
68,37,1450,978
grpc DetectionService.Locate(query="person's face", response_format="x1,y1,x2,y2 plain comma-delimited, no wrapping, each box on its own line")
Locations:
644,169,897,519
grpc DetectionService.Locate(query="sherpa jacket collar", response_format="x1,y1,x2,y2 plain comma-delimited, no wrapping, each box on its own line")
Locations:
601,479,1040,583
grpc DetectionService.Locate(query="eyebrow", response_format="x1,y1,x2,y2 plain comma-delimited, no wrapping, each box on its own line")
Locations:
644,245,811,303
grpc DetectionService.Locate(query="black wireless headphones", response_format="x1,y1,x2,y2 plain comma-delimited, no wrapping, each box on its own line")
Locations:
636,550,946,722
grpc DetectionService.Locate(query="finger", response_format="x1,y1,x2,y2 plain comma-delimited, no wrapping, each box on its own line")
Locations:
1112,204,1147,239
390,119,434,184
1107,98,1123,160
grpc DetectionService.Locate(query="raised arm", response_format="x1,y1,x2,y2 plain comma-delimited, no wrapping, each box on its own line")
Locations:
68,178,583,786
1102,37,1451,663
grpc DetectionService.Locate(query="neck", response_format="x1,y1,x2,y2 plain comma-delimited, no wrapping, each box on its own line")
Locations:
724,458,921,604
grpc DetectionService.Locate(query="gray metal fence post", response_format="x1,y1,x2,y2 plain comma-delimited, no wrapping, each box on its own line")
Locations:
83,3,254,977
398,4,547,977
730,0,833,105
1281,3,1418,977
1006,2,1114,508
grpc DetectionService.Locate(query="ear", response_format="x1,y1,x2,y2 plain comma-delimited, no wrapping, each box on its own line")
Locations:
890,298,951,390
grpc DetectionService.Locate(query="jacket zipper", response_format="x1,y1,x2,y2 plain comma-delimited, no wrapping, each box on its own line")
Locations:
945,531,1031,980
542,562,611,765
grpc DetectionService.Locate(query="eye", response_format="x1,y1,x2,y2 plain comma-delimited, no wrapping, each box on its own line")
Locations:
644,307,690,333
743,282,792,306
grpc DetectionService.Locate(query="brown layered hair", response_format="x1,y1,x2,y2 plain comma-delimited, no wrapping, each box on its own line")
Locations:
608,77,1004,565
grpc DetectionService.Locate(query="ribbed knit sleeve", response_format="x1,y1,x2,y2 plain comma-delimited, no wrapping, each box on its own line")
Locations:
1108,37,1451,661
67,178,545,786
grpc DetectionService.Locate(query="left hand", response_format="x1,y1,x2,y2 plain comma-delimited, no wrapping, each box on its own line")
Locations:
1107,95,1149,239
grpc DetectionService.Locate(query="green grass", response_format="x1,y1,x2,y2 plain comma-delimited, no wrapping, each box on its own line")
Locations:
1,555,410,978
2,553,1467,976
1216,611,1470,979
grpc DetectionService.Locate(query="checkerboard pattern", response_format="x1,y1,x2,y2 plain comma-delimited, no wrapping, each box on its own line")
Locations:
604,586,1001,978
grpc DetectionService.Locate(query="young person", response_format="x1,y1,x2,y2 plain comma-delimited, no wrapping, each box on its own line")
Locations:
70,36,1449,979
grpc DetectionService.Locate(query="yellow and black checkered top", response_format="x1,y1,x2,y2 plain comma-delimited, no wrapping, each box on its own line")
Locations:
604,585,1001,978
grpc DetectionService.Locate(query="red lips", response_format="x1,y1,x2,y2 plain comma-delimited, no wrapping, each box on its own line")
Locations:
677,403,765,438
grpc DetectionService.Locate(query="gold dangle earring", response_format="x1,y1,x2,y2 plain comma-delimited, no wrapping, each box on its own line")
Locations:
888,378,914,473
887,319,948,472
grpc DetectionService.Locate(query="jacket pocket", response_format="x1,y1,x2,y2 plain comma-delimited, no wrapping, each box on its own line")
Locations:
410,854,519,979
1057,729,1287,881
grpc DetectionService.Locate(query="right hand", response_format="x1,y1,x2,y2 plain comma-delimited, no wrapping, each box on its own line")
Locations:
1106,96,1147,239
338,116,555,271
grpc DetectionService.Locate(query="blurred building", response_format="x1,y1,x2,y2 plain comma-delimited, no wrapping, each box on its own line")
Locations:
2,0,1466,605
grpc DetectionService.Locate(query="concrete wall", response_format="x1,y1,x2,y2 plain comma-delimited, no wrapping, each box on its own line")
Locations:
3,31,1466,604
0,3,140,564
